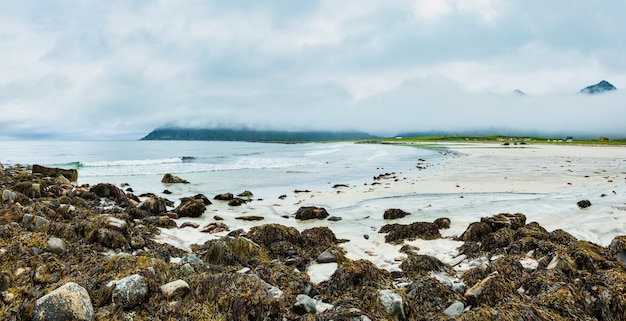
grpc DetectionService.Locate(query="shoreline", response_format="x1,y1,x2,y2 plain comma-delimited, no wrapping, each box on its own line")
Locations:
1,142,626,320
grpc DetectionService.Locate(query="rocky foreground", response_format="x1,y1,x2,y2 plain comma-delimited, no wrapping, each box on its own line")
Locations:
1,164,626,320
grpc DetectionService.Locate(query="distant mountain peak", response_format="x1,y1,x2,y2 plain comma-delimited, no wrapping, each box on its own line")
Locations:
513,89,526,96
580,80,617,95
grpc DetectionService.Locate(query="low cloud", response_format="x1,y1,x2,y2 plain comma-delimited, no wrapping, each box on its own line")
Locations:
0,1,625,139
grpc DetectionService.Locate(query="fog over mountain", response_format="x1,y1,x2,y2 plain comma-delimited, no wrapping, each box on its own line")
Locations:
0,1,625,140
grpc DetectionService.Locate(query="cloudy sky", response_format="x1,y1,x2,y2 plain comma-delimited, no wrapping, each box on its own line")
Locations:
1,1,625,140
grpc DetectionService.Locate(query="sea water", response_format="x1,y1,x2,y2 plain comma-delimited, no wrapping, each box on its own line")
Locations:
0,140,441,201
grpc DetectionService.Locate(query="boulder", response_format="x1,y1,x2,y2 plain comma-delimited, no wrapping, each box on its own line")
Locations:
111,274,149,309
32,282,94,321
175,199,206,218
161,173,190,184
32,164,78,182
295,206,329,220
383,208,410,219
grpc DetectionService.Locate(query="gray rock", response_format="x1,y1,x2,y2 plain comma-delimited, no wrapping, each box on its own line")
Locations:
444,300,465,316
22,214,50,232
294,294,317,315
317,250,337,263
182,263,195,276
160,279,190,300
47,237,67,254
182,253,203,264
378,289,405,319
111,274,149,310
2,189,15,203
32,282,94,321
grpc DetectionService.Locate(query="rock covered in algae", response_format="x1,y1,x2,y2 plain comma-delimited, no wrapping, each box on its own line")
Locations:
383,208,410,220
175,198,206,218
190,272,284,321
160,173,190,184
378,221,441,243
295,206,330,220
32,282,94,321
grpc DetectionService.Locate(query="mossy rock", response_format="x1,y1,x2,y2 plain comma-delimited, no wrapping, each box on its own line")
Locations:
464,273,517,307
405,274,463,318
77,215,130,249
189,272,285,321
400,254,448,279
481,227,514,252
379,221,441,243
455,300,569,321
254,261,314,303
193,236,269,267
569,240,615,271
319,260,393,301
161,173,190,184
247,224,302,258
481,213,526,230
458,222,492,243
535,282,586,319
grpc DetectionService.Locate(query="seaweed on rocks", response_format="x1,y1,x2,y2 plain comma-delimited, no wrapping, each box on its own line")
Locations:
192,236,269,267
379,221,441,243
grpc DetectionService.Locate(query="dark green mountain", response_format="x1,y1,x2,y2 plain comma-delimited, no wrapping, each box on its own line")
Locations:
141,128,378,142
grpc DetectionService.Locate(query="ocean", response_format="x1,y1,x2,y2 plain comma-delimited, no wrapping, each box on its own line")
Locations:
0,140,441,203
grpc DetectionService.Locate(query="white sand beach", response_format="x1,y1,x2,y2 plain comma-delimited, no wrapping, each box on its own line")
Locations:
156,143,626,282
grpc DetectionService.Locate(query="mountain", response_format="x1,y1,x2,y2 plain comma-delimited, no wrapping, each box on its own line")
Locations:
513,89,527,96
140,127,378,142
579,80,617,95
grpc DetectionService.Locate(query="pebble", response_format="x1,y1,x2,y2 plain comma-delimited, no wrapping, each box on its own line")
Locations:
444,300,465,316
111,274,149,309
47,237,67,254
160,279,190,299
317,250,337,263
32,282,94,321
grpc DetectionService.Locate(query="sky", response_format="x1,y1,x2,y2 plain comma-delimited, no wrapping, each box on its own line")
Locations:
0,0,625,140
